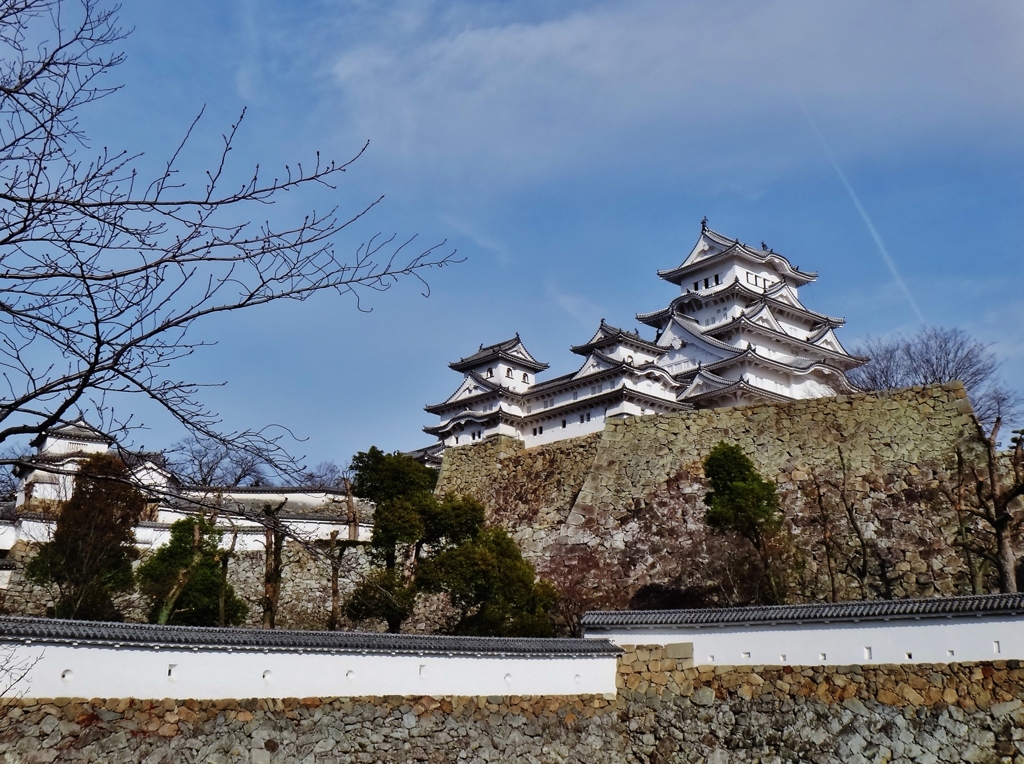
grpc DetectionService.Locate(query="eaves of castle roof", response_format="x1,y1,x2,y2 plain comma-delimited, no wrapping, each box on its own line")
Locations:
703,315,863,369
656,226,817,287
448,335,548,373
570,319,664,357
425,372,523,414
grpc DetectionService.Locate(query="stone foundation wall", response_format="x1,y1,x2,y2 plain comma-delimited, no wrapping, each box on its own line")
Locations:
436,384,990,607
3,657,1022,763
0,539,374,633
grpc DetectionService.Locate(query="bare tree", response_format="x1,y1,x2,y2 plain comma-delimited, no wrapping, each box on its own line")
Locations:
850,327,1019,430
168,436,269,488
941,420,1024,593
0,0,457,482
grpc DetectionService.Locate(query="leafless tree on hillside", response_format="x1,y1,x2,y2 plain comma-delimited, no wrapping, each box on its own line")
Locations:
850,327,1019,430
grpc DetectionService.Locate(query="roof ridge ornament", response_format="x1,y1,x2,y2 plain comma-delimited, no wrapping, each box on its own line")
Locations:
700,216,708,232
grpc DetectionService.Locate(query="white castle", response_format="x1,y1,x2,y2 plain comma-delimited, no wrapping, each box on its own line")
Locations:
425,223,865,449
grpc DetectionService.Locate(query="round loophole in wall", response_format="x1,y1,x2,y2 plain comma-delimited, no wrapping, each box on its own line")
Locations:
574,674,582,684
60,669,73,682
262,670,272,682
345,670,355,680
504,673,512,685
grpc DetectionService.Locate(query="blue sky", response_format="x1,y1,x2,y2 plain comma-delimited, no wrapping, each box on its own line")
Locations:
96,0,1023,465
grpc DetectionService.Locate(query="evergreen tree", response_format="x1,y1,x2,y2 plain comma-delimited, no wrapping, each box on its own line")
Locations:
419,527,557,637
26,453,144,620
703,441,787,603
344,455,554,636
350,446,438,506
137,516,248,626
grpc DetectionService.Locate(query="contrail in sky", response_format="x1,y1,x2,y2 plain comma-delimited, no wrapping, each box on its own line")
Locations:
802,109,926,324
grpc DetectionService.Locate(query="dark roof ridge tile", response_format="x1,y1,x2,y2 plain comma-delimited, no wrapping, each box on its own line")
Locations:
582,593,1024,629
0,615,621,657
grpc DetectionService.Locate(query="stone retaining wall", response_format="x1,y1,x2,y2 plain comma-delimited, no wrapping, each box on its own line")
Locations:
436,384,989,607
3,656,1022,762
0,540,374,633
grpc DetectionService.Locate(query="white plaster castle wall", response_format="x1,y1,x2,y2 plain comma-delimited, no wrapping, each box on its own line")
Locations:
587,615,1024,667
5,643,618,699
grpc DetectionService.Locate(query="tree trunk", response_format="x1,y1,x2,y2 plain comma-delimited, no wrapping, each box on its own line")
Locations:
218,528,238,627
262,527,284,629
157,521,204,625
328,530,341,631
980,419,1023,593
996,523,1018,593
345,479,359,542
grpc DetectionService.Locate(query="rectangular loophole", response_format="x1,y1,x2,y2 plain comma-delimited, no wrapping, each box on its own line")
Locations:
741,652,751,659
994,641,1001,655
167,664,177,680
863,647,872,660
818,653,826,661
905,652,913,660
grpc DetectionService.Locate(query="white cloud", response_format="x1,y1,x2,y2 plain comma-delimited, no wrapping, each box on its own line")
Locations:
320,0,1024,193
544,281,605,330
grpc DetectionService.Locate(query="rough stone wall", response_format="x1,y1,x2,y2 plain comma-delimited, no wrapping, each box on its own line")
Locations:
436,384,988,607
3,656,1023,762
0,539,373,632
226,542,370,631
0,541,56,619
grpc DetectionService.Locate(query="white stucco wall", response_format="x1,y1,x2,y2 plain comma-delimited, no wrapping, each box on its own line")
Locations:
4,643,618,699
587,616,1024,666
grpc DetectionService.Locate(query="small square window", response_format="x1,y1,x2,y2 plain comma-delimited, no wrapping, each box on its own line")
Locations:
561,420,567,428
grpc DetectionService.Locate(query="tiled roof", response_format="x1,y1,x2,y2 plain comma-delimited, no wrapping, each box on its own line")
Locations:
0,616,622,657
582,594,1024,630
449,336,549,373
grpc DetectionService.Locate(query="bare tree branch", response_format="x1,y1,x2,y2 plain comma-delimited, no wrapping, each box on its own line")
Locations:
0,0,459,473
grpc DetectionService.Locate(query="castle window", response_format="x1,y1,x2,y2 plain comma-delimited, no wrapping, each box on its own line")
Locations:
693,281,699,291
562,419,567,428
538,425,543,435
579,414,585,424
532,427,537,436
522,373,529,383
715,274,721,285
573,391,578,401
586,412,591,422
487,368,494,378
506,368,513,378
